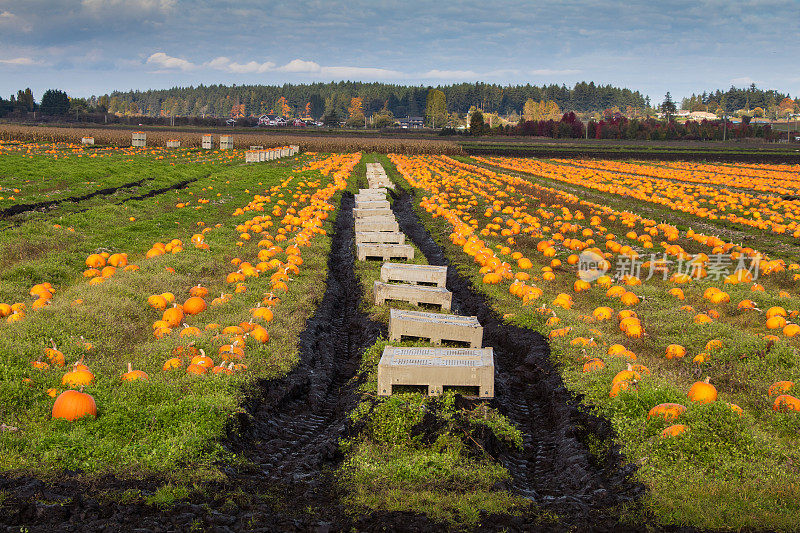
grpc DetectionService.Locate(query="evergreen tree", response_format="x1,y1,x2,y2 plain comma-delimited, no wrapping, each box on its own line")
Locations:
40,89,70,115
469,110,485,135
660,92,677,121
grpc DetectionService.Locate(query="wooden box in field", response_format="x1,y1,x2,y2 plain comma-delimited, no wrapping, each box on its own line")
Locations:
219,135,234,150
389,309,483,348
377,346,494,398
166,140,181,148
81,137,94,146
131,132,146,148
202,134,213,149
373,281,452,310
245,151,260,163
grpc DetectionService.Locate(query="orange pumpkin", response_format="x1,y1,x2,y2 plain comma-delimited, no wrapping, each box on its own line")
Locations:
648,403,686,421
61,367,95,387
122,362,148,381
183,297,207,315
772,394,800,412
52,389,97,421
665,344,686,359
163,305,184,327
661,424,688,438
582,358,605,372
688,377,717,403
768,381,794,397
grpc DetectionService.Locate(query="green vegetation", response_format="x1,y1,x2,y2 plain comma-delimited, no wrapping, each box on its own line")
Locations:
338,340,528,529
0,147,337,482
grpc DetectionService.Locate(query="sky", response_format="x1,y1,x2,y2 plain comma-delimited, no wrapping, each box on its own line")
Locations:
1,0,798,103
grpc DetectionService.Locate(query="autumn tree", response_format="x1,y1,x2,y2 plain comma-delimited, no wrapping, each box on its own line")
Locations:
522,98,537,120
275,96,292,117
347,97,364,119
346,97,365,127
522,99,561,121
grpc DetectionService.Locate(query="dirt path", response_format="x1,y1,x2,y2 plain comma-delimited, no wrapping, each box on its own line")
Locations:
390,185,645,529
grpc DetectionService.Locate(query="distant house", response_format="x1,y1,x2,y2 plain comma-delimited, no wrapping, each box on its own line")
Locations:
687,111,718,121
258,114,287,126
396,116,424,129
225,118,236,126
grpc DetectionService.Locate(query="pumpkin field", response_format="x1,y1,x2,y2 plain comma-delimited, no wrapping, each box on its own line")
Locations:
1,137,799,531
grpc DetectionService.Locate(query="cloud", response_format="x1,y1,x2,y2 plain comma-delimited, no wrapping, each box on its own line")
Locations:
143,52,402,79
530,69,581,76
0,10,32,32
423,69,480,79
321,66,403,78
0,57,38,65
275,60,401,78
146,52,195,71
81,0,176,13
278,59,322,73
731,76,759,86
206,57,275,74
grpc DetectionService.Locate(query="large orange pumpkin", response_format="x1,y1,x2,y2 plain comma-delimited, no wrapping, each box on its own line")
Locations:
163,306,184,327
773,395,800,412
52,390,97,421
661,424,688,438
183,297,207,315
688,377,717,403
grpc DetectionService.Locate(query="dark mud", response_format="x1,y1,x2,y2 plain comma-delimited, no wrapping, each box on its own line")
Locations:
389,185,648,530
113,178,198,205
0,178,149,218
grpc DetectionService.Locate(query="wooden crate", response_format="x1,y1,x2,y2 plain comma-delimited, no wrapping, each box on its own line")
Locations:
378,346,494,397
381,262,447,287
355,231,405,245
389,309,482,347
373,281,452,310
357,243,414,261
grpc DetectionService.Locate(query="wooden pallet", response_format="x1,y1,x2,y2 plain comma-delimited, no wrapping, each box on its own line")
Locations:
355,231,406,245
357,244,414,261
354,216,400,233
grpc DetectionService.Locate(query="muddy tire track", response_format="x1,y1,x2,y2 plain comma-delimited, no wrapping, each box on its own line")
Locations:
390,185,646,529
227,190,384,490
0,178,150,218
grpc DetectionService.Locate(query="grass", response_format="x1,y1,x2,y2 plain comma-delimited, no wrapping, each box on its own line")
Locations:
337,340,529,529
0,145,352,483
385,153,800,530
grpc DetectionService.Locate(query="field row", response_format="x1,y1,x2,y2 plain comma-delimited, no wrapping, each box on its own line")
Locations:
477,156,800,240
0,147,358,476
390,153,800,529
